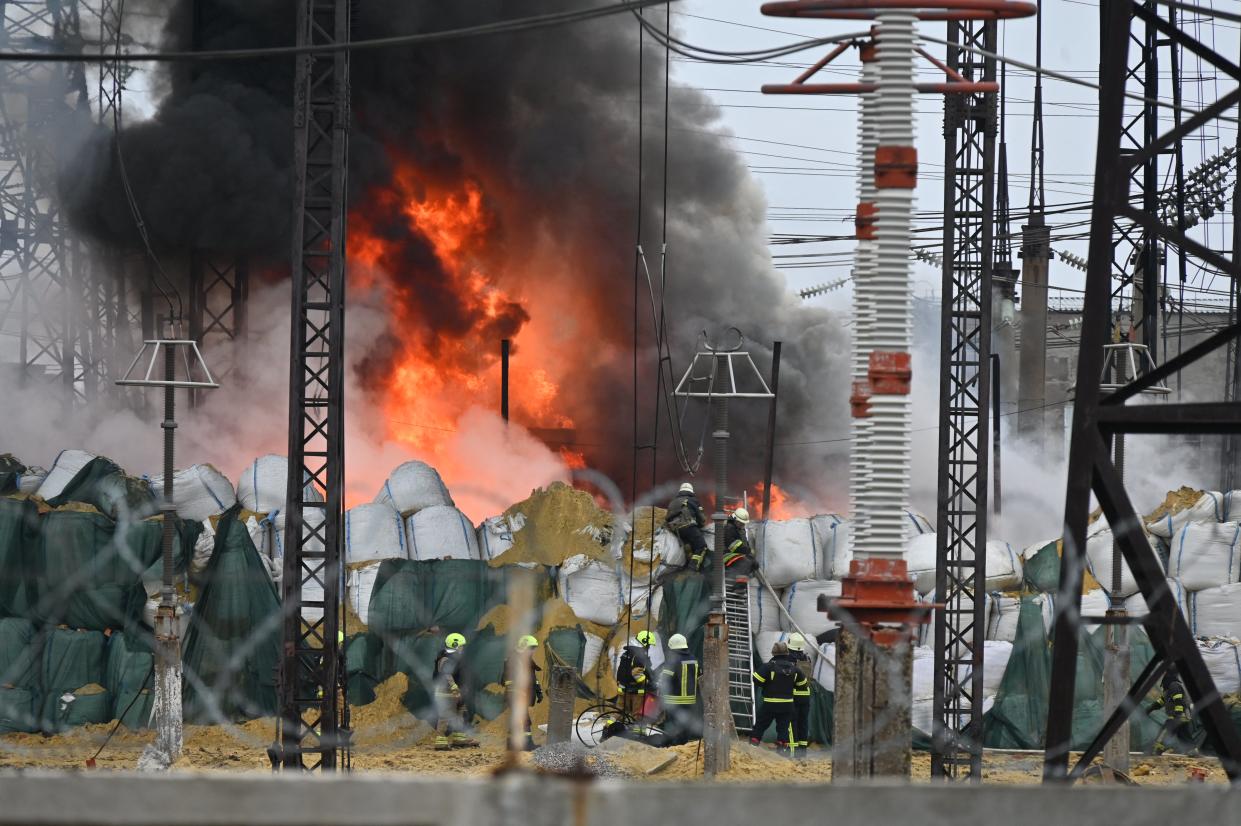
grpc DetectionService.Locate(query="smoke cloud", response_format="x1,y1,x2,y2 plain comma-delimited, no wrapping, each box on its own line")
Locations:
56,0,852,512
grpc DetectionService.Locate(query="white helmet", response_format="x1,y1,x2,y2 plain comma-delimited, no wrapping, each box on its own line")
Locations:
679,482,695,494
733,507,750,524
786,633,805,652
669,633,689,650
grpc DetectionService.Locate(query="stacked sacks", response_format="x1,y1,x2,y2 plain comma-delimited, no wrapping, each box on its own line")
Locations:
1196,637,1241,696
0,618,40,733
780,580,841,640
754,517,830,587
476,513,524,562
39,451,157,521
558,554,623,626
906,535,1023,597
39,627,110,732
1190,583,1241,638
374,460,453,515
148,464,237,523
405,505,479,562
1084,522,1165,598
344,502,407,625
1167,522,1239,591
811,514,852,579
1147,488,1225,540
35,450,99,501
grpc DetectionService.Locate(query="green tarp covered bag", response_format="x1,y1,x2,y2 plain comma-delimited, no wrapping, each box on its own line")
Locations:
40,627,107,732
106,631,154,730
182,506,280,724
0,497,40,618
0,686,37,733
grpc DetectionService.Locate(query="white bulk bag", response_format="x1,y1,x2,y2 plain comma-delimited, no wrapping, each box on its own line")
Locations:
1191,583,1241,639
1084,529,1163,598
985,541,1024,592
1167,522,1240,592
559,554,623,626
148,464,236,523
582,632,605,677
477,513,525,562
1122,578,1189,621
1197,637,1241,696
237,454,323,514
811,643,836,691
1148,491,1225,539
348,563,382,626
780,579,842,639
404,505,479,562
621,573,663,621
374,461,453,515
810,515,851,580
755,518,829,588
17,467,46,494
264,509,326,585
749,579,783,634
754,631,793,664
987,592,1024,642
905,533,939,595
345,503,407,565
652,528,685,568
36,449,97,500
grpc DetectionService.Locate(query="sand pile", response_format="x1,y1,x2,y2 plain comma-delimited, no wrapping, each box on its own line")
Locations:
496,483,614,567
1147,486,1207,522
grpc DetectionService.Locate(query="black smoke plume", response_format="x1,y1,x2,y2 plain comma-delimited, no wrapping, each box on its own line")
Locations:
62,0,851,509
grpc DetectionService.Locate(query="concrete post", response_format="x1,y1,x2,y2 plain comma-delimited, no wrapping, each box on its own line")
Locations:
702,614,730,776
833,627,914,779
1017,216,1051,447
546,666,575,745
148,339,183,769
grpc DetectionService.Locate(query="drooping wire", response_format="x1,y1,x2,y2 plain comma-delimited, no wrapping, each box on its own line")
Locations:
112,0,181,326
626,4,646,646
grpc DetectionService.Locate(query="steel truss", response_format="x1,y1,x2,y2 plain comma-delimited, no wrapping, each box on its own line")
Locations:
0,1,91,400
276,0,352,772
188,253,248,397
930,18,996,781
1042,1,1241,782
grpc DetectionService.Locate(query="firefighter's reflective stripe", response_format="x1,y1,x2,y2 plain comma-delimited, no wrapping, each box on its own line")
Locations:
761,697,794,703
793,687,811,697
752,671,767,683
728,539,745,553
662,662,698,705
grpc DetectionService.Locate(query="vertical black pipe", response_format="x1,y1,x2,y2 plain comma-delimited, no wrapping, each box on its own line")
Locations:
501,339,510,423
761,341,782,519
991,353,1001,517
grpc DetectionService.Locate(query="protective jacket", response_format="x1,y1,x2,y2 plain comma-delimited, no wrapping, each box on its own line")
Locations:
434,648,465,696
665,492,707,531
617,645,654,694
753,653,806,702
503,656,544,705
788,650,812,696
659,651,700,706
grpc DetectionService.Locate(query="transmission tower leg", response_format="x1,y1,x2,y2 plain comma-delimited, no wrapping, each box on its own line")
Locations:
277,0,351,773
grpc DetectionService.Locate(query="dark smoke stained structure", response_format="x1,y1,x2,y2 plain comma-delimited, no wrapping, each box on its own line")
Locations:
62,0,850,504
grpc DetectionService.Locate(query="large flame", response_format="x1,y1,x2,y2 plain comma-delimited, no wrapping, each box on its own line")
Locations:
346,161,577,517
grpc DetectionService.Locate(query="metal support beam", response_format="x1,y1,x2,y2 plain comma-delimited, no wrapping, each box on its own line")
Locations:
931,16,996,782
277,0,352,773
1042,0,1241,783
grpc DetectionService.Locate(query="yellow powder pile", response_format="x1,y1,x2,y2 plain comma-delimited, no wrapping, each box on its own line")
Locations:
1147,486,1206,522
494,483,614,567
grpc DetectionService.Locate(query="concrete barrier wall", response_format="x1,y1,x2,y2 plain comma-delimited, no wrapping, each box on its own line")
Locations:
1,771,1238,826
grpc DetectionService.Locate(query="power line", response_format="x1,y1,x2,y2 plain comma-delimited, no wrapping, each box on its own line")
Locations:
0,0,678,63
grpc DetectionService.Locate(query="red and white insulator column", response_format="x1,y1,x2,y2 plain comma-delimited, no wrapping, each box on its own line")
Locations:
857,11,916,563
848,39,878,562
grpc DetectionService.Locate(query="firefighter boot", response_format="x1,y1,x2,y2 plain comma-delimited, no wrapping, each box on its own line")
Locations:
434,735,451,751
451,732,480,748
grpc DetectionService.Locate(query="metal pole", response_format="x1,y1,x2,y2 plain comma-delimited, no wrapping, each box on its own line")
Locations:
711,389,729,611
761,341,782,519
989,352,1001,516
501,338,510,423
1104,357,1130,772
153,338,183,763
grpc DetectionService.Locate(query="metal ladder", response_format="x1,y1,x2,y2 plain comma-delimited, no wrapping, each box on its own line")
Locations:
723,573,755,735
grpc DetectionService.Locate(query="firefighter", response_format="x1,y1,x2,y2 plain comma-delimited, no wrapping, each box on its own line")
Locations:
722,507,757,578
665,482,710,571
750,641,806,756
658,633,700,746
786,633,812,757
432,632,479,750
1149,669,1196,755
616,629,658,718
503,634,543,751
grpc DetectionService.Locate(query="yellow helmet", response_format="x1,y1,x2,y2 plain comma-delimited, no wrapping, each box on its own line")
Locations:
445,632,466,650
517,634,538,651
636,629,657,647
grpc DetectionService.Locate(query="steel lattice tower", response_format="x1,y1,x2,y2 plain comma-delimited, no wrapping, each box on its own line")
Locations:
930,17,996,781
276,0,351,772
0,1,91,400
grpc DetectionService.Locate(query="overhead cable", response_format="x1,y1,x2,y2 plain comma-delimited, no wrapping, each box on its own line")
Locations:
0,0,678,62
